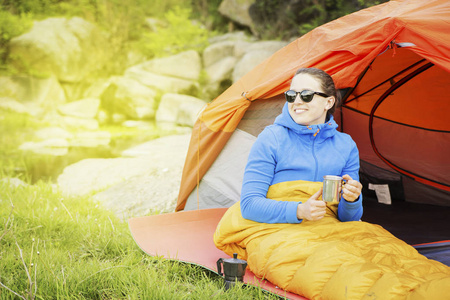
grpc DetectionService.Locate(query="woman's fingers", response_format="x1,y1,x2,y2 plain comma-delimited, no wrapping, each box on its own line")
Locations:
310,200,326,220
297,198,326,221
310,187,323,200
342,174,362,202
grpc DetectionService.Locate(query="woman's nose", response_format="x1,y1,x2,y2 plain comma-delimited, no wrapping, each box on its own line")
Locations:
294,94,303,104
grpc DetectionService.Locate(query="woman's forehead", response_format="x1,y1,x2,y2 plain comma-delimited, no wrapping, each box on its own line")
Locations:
290,73,322,90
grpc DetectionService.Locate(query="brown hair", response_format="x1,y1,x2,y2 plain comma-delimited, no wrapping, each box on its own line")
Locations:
294,68,340,119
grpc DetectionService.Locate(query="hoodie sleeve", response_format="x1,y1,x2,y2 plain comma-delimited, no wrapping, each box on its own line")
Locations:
338,140,363,222
240,128,302,224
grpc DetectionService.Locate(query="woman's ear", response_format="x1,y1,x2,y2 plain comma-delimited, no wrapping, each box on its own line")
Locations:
326,96,335,110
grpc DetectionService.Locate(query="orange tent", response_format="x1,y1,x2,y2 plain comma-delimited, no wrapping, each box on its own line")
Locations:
176,0,450,212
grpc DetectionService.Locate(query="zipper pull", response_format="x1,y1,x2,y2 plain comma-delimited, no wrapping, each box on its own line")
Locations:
313,128,320,137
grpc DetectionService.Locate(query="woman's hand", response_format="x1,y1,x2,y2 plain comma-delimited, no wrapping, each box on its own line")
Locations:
297,188,326,221
342,174,362,202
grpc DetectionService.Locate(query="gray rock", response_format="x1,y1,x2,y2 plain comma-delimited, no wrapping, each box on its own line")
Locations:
125,66,198,94
219,0,256,30
55,115,100,130
205,56,237,87
122,134,191,158
58,158,150,196
156,93,207,127
70,131,111,148
203,41,236,68
60,78,110,102
1,75,66,112
57,134,191,218
208,31,254,44
247,40,287,53
81,78,112,99
233,49,276,82
9,17,110,82
58,98,100,119
135,50,201,81
233,40,253,58
121,120,154,129
0,76,18,98
19,138,69,156
93,170,180,219
0,97,36,115
101,76,157,119
35,127,73,140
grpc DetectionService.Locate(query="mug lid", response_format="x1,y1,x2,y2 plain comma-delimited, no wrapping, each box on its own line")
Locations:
223,253,247,264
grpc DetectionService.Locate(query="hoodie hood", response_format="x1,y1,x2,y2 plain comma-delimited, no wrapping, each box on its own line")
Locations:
274,102,338,139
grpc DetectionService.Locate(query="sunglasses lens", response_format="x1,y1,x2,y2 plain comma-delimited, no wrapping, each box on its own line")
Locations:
285,90,318,103
300,90,314,103
285,90,297,103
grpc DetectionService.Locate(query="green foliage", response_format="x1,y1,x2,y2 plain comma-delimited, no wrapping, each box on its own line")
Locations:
0,181,280,299
251,0,388,39
0,9,32,71
139,6,210,58
1,0,60,15
0,0,207,75
190,0,228,31
0,0,388,75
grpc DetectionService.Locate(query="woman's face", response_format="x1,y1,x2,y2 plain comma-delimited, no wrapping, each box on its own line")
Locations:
288,73,335,126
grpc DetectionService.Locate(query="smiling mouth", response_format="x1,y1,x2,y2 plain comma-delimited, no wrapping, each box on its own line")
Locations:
294,108,308,113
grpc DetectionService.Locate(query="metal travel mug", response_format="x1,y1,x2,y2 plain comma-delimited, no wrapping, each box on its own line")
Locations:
322,175,343,202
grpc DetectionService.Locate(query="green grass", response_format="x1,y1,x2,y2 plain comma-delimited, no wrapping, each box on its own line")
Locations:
0,109,281,299
0,181,280,299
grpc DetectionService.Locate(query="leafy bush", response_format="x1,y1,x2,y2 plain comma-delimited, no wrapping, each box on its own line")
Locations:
139,6,210,58
250,0,388,39
0,9,32,72
190,0,229,31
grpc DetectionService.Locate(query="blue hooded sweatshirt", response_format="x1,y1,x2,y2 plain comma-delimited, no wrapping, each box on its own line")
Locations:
240,102,363,223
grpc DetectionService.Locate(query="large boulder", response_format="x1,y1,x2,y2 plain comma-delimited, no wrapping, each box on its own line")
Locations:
56,115,100,130
202,34,253,97
0,75,66,112
60,77,110,102
124,51,201,94
156,93,207,127
203,41,236,68
204,56,237,95
35,127,73,140
19,126,110,156
125,67,198,95
70,131,111,148
136,50,202,81
219,0,256,32
58,134,191,219
9,17,110,82
0,97,35,115
19,138,70,156
101,76,157,120
57,98,100,119
232,40,287,82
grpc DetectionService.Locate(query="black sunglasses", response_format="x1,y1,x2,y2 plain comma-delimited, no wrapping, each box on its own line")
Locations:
284,90,329,103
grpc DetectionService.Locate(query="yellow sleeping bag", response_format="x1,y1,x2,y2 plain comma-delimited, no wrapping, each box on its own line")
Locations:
213,180,450,299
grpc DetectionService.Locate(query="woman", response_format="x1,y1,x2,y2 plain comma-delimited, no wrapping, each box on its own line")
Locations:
214,68,450,299
240,67,363,224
